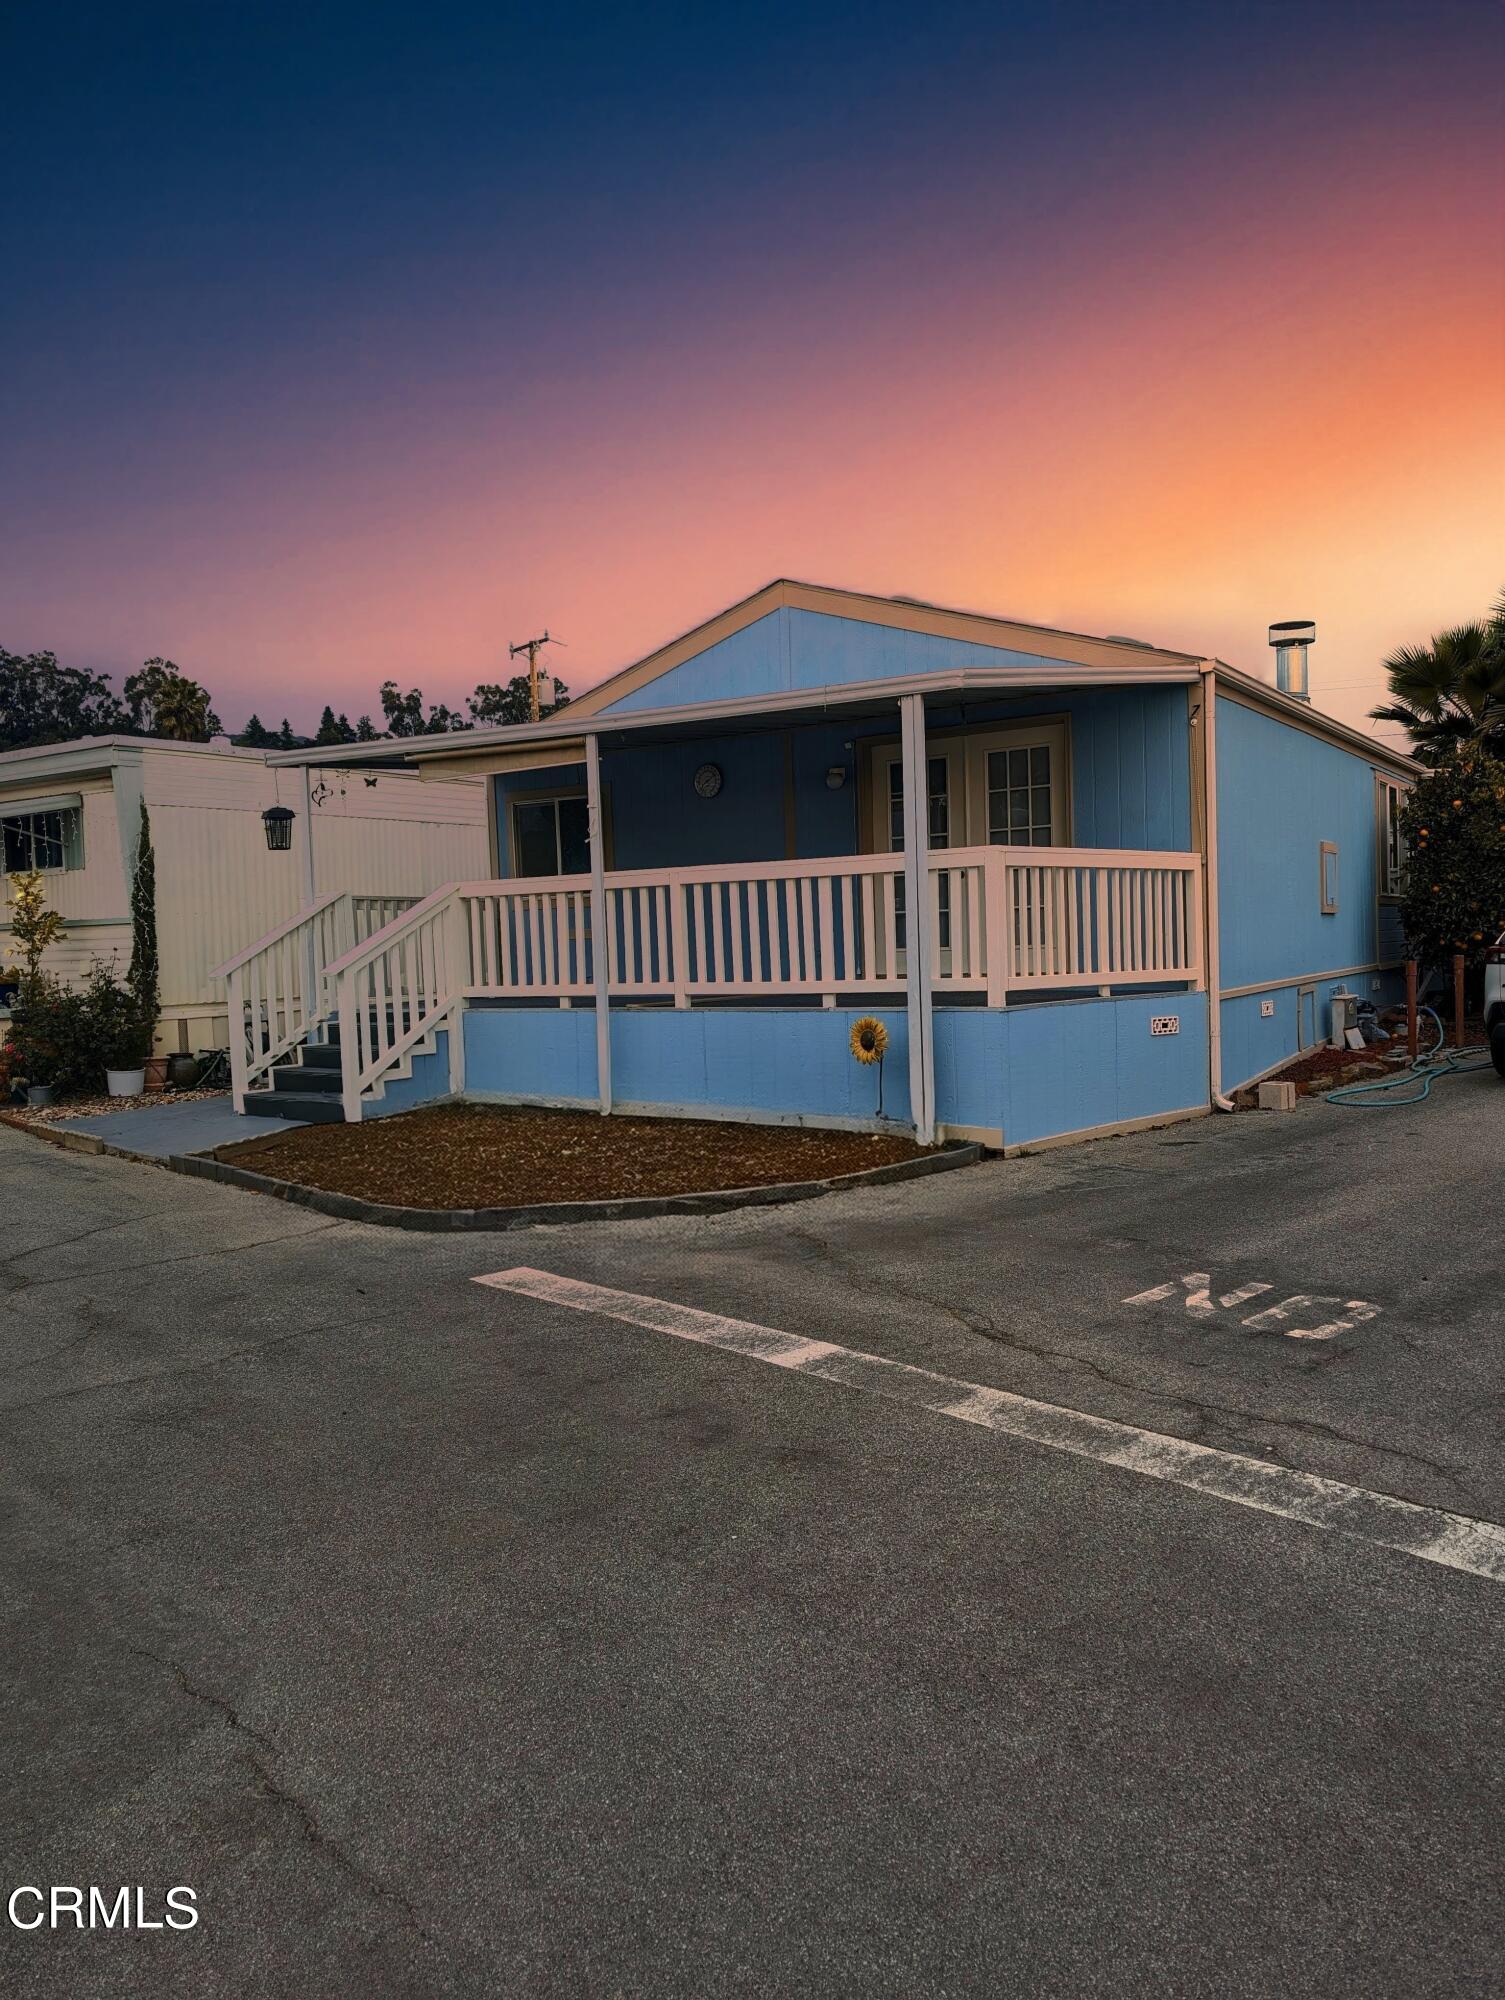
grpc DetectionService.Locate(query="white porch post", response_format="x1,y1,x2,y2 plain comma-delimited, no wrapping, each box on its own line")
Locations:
300,765,319,1035
899,694,936,1143
585,733,613,1114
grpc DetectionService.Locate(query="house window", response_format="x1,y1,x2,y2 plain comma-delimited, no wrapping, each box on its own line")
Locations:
1320,841,1339,915
512,794,589,877
986,745,1055,846
1378,780,1407,897
1,804,84,872
886,758,951,853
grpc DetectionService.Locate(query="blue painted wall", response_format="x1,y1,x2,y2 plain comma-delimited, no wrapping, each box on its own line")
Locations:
361,1025,452,1117
493,685,1192,871
1219,970,1406,1095
597,607,1097,714
462,993,1208,1145
1213,693,1404,1092
992,992,1208,1144
1216,694,1385,993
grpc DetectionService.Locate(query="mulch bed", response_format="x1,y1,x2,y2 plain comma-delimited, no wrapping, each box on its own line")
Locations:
215,1102,941,1209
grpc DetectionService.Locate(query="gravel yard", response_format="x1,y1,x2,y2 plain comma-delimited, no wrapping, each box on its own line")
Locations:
215,1101,940,1207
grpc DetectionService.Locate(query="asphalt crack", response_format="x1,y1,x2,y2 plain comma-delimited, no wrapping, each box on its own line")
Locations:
135,1648,433,1945
4,1220,344,1294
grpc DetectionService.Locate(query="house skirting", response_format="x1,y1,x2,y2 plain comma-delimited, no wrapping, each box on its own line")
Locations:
460,992,1210,1151
1219,969,1406,1096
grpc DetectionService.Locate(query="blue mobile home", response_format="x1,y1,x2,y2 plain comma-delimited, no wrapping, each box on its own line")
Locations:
235,582,1413,1146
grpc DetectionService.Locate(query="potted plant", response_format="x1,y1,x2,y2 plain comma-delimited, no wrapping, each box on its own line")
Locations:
86,965,152,1097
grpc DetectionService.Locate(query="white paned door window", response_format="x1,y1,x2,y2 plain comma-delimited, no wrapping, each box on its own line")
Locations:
871,746,960,954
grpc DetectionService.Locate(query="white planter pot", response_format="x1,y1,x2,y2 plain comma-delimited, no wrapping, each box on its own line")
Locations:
106,1068,146,1098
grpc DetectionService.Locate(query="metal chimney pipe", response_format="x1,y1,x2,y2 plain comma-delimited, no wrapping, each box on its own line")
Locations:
1268,619,1315,701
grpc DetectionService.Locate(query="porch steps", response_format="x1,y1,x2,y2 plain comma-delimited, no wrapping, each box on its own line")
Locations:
242,1027,346,1122
241,1014,446,1122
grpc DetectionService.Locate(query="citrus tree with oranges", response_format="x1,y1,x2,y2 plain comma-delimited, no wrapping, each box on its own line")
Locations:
1398,750,1505,968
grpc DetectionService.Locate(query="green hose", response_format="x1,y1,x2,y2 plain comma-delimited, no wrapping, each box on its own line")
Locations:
1326,1009,1493,1106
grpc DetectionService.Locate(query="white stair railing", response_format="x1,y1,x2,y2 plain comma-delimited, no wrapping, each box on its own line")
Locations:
212,890,419,1110
323,886,467,1120
310,848,1204,1119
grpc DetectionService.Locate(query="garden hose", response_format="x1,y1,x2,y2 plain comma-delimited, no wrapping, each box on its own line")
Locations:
1326,1009,1493,1107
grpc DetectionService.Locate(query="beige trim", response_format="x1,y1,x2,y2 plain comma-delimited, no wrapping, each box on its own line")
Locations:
565,578,1207,722
423,740,587,779
1220,962,1398,1000
1213,671,1418,779
275,660,1198,774
1319,840,1340,915
1187,684,1207,857
1224,1047,1317,1096
937,1122,1006,1150
1001,1102,1209,1158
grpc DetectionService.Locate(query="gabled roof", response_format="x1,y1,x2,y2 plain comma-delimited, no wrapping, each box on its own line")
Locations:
260,578,1417,779
563,578,1203,719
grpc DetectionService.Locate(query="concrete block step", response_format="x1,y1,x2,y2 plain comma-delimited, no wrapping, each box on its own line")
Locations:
272,1064,341,1094
243,1091,346,1123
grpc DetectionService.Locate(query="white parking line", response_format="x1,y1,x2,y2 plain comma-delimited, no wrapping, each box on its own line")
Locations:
474,1266,1505,1586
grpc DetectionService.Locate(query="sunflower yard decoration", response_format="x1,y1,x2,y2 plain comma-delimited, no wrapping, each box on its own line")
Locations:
849,1014,889,1115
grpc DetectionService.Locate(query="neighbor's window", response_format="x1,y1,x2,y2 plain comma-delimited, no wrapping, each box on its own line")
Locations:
1320,840,1339,915
512,795,589,876
2,805,84,872
986,745,1055,847
1378,780,1407,896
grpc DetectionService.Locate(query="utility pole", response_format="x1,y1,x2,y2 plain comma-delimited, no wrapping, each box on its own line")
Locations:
509,630,560,723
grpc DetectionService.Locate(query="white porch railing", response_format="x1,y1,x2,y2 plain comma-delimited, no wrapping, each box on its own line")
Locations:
458,845,1201,1006
302,847,1202,1118
212,891,420,1109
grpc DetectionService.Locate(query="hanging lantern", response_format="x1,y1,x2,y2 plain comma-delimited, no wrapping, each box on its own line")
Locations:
261,805,295,852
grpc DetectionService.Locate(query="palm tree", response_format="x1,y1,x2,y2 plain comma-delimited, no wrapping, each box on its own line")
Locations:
1371,591,1505,762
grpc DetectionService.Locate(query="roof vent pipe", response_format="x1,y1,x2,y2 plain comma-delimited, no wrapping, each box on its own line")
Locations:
1268,619,1315,701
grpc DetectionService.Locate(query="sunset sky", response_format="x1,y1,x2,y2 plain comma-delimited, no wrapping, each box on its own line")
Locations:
4,1,1502,745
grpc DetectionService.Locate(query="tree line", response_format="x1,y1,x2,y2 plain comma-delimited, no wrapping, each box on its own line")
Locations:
0,648,569,755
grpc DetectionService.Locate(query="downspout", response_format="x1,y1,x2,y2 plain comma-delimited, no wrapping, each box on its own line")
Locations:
1200,661,1235,1111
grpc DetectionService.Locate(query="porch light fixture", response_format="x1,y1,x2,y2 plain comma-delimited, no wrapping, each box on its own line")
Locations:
261,805,295,851
825,766,847,789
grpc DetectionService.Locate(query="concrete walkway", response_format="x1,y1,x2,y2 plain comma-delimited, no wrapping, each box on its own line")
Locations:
55,1095,302,1156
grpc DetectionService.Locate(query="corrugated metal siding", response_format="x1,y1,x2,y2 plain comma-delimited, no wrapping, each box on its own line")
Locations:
153,799,486,1010
0,775,126,924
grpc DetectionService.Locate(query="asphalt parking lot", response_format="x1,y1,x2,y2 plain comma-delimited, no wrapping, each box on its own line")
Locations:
3,1071,1503,1996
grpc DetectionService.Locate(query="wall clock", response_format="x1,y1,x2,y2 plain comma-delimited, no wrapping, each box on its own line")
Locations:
693,763,723,798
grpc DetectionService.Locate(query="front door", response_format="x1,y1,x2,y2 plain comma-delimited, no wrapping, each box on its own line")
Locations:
870,746,961,960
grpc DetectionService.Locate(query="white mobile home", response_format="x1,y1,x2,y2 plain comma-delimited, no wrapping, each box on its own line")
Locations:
0,735,488,1057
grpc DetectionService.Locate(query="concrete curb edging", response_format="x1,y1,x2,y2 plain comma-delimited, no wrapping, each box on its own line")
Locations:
2,1113,983,1227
